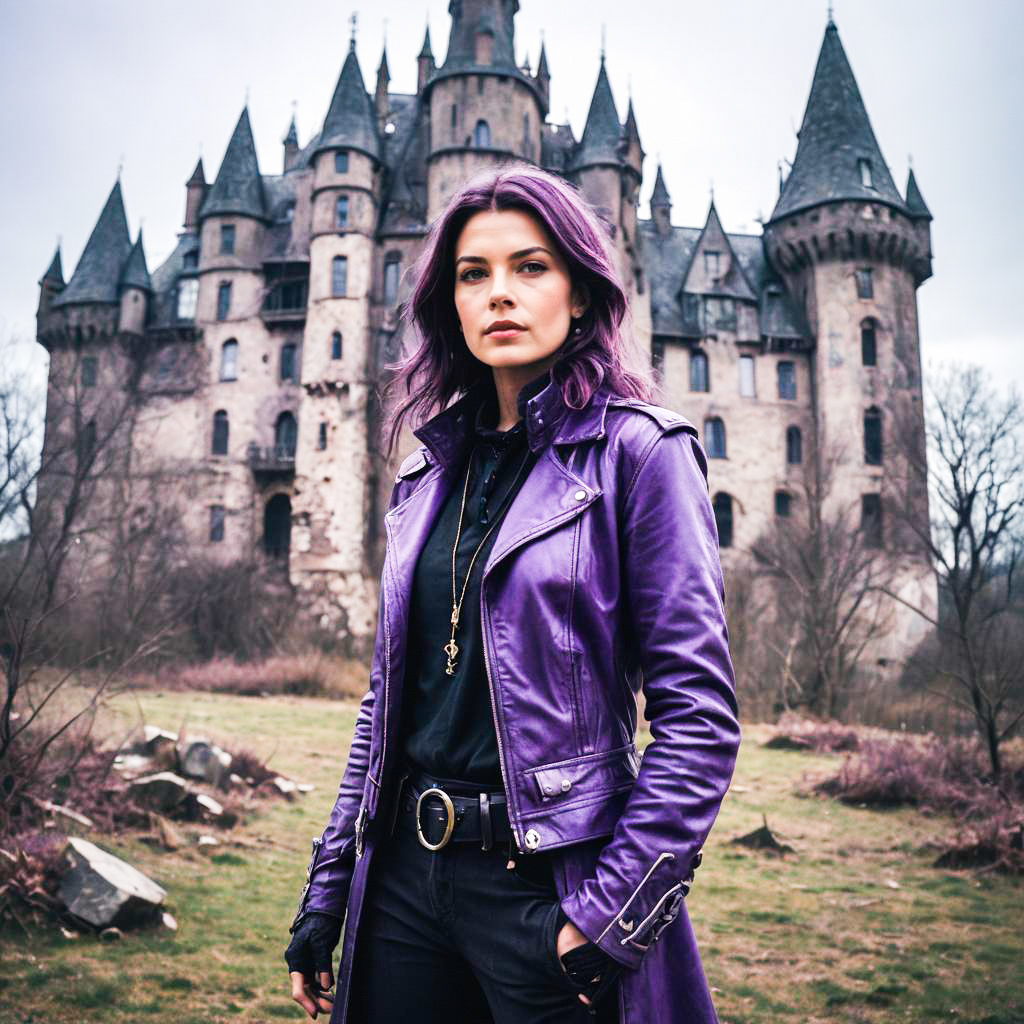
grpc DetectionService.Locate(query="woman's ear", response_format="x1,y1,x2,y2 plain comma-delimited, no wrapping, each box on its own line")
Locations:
571,282,591,320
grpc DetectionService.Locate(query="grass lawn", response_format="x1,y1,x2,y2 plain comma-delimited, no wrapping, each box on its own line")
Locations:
1,691,1021,1023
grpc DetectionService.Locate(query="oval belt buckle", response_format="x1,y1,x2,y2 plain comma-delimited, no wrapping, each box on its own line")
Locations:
415,787,457,851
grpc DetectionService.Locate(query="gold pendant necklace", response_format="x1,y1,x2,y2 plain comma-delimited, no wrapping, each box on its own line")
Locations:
444,445,532,676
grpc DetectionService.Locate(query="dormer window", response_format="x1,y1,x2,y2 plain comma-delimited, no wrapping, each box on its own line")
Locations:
703,251,721,278
334,151,349,174
858,158,874,188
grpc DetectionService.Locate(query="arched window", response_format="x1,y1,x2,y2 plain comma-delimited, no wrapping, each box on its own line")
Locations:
264,494,291,557
384,253,401,306
864,407,883,465
861,318,877,366
786,425,803,465
331,331,343,360
474,119,491,148
777,360,796,400
335,195,349,228
212,410,229,455
861,494,882,547
332,256,348,297
704,416,726,459
712,493,733,548
280,343,297,382
690,351,709,392
220,339,238,381
318,421,328,450
334,151,349,174
209,505,226,543
275,411,297,458
774,490,792,517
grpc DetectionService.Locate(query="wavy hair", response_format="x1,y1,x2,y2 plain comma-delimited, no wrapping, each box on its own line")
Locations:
382,164,655,460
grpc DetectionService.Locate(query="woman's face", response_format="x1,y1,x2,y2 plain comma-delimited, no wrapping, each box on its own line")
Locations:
453,208,587,375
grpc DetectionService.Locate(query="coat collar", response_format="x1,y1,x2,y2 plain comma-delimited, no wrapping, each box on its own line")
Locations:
413,370,614,473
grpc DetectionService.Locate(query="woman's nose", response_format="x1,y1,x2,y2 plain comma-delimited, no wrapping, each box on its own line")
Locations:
487,272,514,307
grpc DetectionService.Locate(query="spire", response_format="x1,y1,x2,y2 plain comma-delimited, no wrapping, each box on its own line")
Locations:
120,230,152,292
377,45,390,81
315,44,381,161
41,246,64,287
187,158,206,186
441,0,520,74
624,97,642,149
536,39,549,80
54,180,133,306
418,24,434,59
769,20,905,222
283,115,298,148
201,107,267,220
905,167,932,220
650,163,671,208
571,57,622,170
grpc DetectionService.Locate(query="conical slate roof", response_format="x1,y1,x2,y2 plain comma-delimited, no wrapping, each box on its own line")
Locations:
571,58,622,170
536,40,549,78
41,247,64,287
624,98,643,151
54,181,133,306
905,168,932,220
120,231,152,291
200,108,267,220
770,21,905,222
418,25,434,59
315,41,381,161
187,158,206,186
441,0,519,73
283,116,298,148
650,164,671,208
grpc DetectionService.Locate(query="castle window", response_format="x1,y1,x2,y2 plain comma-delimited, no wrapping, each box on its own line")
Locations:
861,493,882,547
861,318,877,366
212,410,229,455
220,339,239,381
209,505,225,543
855,268,874,299
858,158,874,189
318,421,328,450
275,411,298,458
478,76,486,95
712,492,733,548
704,416,726,459
474,119,491,148
786,425,803,465
264,494,291,557
177,278,198,321
703,251,721,278
220,224,236,255
384,254,401,305
864,407,883,465
739,355,756,398
183,249,199,269
690,351,709,392
331,331,343,360
280,343,297,383
334,151,349,174
774,490,792,518
451,104,458,141
217,281,232,321
336,195,349,228
79,420,97,462
332,256,348,297
82,356,98,388
777,360,797,400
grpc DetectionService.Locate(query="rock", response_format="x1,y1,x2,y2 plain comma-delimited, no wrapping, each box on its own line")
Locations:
161,912,178,931
130,772,190,813
763,734,814,751
195,794,224,819
58,837,166,929
228,773,247,789
271,777,298,800
730,815,795,856
179,740,233,788
154,815,185,851
297,783,315,794
113,753,158,779
141,727,179,769
99,927,123,942
29,797,94,830
60,926,79,940
197,835,220,853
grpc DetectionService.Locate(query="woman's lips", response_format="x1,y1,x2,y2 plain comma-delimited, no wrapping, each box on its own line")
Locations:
487,328,524,339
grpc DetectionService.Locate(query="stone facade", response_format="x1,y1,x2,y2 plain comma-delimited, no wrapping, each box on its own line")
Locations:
35,7,936,659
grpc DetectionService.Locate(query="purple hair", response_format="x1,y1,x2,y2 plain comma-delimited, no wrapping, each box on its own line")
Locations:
382,164,655,460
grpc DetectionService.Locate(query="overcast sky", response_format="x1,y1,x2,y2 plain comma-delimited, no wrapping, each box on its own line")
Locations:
2,0,1021,397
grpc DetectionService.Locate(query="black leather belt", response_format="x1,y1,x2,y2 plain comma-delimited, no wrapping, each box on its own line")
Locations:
399,767,513,852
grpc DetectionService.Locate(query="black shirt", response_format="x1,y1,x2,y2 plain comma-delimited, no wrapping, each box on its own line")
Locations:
399,369,551,786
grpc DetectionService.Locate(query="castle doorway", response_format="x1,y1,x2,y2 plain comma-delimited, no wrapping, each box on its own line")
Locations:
264,494,291,557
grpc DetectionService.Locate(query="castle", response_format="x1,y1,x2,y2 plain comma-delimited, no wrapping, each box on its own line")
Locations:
35,1,936,658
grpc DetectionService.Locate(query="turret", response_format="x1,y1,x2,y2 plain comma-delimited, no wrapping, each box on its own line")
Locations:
417,25,436,93
37,247,65,320
375,46,390,118
184,158,206,230
283,116,300,172
118,230,151,334
650,163,672,236
534,40,550,111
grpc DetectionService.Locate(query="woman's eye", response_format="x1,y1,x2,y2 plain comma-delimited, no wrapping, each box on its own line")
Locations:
459,268,485,282
521,261,546,273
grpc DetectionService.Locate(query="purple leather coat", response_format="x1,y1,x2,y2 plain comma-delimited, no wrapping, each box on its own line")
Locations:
294,375,741,1024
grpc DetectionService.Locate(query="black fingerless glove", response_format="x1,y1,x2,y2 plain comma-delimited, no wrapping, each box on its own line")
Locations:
559,939,623,1014
285,911,343,983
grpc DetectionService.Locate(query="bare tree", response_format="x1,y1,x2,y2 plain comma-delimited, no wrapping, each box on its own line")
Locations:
886,363,1024,782
750,436,896,719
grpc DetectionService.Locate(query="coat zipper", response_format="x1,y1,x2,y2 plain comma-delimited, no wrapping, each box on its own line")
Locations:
480,581,522,852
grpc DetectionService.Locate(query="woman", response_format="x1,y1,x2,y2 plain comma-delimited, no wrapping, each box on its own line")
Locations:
285,165,740,1024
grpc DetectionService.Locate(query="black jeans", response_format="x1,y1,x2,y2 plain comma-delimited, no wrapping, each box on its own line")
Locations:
347,783,620,1024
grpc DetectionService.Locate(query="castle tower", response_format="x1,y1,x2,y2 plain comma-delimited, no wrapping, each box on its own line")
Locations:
184,159,206,230
417,25,436,94
290,35,383,639
762,18,936,647
534,40,550,110
37,247,65,321
649,163,672,237
375,46,391,118
283,117,300,173
118,230,152,334
424,0,545,218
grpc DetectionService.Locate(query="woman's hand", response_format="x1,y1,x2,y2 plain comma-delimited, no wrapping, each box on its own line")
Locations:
285,912,342,1019
556,919,595,1006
